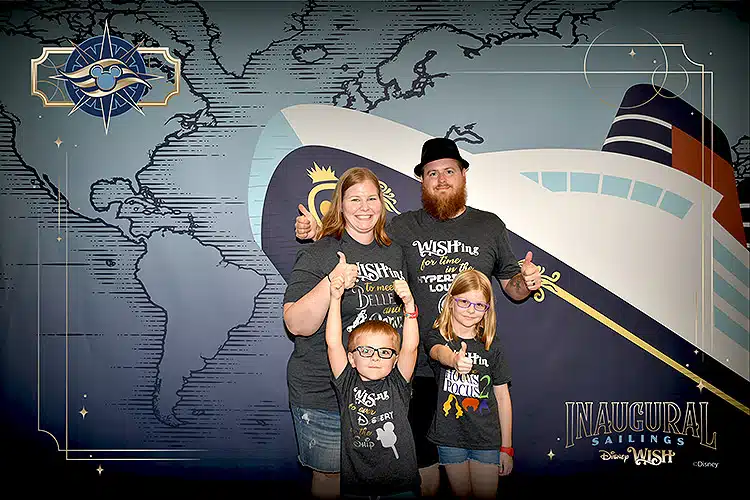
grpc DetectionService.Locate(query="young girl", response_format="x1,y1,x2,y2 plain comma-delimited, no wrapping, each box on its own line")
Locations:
326,269,422,498
424,269,513,500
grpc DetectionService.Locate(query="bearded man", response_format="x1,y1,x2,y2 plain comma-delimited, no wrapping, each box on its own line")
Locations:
295,137,542,496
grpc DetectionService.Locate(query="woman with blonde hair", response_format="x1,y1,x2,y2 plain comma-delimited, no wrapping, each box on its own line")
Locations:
424,269,514,500
283,167,408,499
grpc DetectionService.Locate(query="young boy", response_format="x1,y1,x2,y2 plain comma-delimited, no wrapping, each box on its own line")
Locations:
326,272,422,498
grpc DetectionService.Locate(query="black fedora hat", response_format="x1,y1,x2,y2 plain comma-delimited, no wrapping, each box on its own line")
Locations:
414,137,469,177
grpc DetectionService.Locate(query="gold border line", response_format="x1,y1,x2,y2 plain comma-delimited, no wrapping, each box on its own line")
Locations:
537,279,749,416
62,152,204,460
36,40,742,466
37,222,62,451
30,47,180,106
31,48,74,106
137,48,182,106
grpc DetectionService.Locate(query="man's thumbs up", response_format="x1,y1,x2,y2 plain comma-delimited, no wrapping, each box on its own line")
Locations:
337,251,347,264
521,251,534,274
295,203,318,240
521,250,542,291
299,203,312,218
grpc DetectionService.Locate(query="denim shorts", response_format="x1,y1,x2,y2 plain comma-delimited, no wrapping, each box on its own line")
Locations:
290,405,341,473
437,445,500,465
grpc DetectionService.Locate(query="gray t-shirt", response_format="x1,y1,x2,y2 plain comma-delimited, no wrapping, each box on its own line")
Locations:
423,329,511,449
387,207,520,378
283,232,407,410
332,363,421,497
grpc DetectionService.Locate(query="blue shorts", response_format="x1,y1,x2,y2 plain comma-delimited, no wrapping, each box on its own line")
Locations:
437,446,500,466
290,406,341,473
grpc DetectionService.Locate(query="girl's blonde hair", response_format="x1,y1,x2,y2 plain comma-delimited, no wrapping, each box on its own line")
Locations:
317,167,391,246
432,269,497,351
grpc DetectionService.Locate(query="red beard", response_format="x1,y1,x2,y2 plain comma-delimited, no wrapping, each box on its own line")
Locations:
421,182,467,220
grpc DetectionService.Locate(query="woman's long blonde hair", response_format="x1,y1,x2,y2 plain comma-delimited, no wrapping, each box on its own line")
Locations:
317,167,391,246
432,269,497,351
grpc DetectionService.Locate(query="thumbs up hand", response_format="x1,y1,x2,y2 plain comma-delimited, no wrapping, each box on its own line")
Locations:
453,341,473,375
295,204,319,240
521,251,542,291
330,251,358,289
329,274,345,300
393,279,415,311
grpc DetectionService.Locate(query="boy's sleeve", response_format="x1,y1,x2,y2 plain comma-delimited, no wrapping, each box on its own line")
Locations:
332,362,355,401
390,365,412,404
332,362,354,387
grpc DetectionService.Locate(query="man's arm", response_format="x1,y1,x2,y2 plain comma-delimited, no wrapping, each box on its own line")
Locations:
500,251,542,301
500,273,531,301
295,204,320,241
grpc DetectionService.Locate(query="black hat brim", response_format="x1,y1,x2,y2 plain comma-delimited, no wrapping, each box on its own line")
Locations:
414,158,469,178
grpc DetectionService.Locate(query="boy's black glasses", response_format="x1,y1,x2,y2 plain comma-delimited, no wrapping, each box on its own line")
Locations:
351,346,397,359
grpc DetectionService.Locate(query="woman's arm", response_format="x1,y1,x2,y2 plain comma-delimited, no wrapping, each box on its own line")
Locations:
283,275,331,337
284,251,358,336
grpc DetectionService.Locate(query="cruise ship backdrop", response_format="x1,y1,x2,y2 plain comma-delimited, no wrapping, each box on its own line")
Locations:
254,83,749,477
1,1,748,489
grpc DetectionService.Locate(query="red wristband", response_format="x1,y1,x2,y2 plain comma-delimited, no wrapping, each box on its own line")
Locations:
403,304,418,319
500,446,514,457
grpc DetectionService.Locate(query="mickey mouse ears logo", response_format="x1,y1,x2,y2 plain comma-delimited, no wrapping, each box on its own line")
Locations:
31,21,181,134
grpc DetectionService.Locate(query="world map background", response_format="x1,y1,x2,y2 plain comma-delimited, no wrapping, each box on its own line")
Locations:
0,0,747,486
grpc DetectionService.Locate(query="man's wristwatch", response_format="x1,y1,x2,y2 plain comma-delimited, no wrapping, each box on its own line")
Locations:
500,446,514,457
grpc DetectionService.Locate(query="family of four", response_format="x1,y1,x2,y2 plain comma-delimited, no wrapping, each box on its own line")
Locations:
283,138,542,499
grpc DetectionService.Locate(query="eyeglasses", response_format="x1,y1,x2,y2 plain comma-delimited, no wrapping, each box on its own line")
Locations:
453,297,490,312
351,346,397,359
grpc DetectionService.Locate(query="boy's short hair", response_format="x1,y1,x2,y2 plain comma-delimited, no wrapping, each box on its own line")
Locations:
347,320,400,353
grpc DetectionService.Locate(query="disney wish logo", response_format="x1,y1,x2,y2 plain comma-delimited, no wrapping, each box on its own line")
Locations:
31,21,180,133
566,400,720,467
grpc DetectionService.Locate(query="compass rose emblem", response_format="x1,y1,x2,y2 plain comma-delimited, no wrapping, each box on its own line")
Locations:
50,21,162,133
